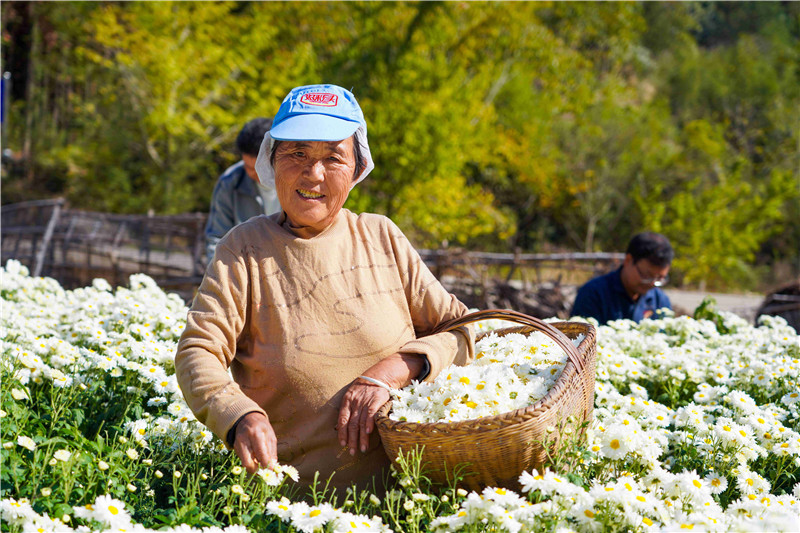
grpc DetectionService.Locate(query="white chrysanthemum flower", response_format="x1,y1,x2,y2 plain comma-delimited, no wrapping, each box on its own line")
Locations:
0,498,39,525
704,472,729,495
597,424,636,460
53,449,71,462
290,502,336,533
736,469,771,495
265,497,294,520
628,382,649,399
481,486,526,508
11,388,30,401
90,494,131,528
781,390,800,405
331,512,391,532
17,436,36,451
166,402,185,416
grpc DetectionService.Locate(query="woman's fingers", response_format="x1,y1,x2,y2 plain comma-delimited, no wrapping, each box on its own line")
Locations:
338,382,388,456
359,401,375,453
337,398,352,448
347,402,362,455
233,412,277,473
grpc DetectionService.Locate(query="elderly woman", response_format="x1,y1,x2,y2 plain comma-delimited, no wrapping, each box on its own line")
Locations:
176,84,474,491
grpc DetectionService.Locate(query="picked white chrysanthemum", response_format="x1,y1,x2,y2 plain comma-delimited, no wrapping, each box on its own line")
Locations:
390,330,570,423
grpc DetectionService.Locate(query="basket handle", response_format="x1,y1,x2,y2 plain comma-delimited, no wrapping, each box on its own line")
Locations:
431,308,585,373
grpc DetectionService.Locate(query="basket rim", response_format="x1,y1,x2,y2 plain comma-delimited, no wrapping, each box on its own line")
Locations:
375,320,596,435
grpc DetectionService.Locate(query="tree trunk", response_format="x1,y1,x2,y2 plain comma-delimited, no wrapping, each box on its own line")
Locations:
22,3,39,185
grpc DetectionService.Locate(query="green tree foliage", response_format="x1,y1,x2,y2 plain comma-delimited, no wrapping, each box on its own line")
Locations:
645,4,800,286
74,2,309,213
2,1,798,289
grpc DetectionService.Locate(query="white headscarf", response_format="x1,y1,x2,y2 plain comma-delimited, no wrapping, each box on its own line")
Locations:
254,125,374,191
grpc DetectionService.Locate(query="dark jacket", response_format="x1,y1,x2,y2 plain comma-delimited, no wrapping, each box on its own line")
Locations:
571,267,671,324
204,161,281,263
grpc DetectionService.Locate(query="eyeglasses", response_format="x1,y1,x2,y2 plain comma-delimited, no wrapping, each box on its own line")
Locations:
633,262,669,287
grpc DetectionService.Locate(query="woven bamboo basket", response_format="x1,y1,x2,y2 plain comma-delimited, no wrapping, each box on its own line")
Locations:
375,309,596,491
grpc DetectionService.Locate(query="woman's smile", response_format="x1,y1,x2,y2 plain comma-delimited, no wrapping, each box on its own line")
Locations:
296,188,324,200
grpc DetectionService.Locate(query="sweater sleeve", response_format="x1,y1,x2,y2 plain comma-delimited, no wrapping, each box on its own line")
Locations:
175,240,266,445
386,220,475,381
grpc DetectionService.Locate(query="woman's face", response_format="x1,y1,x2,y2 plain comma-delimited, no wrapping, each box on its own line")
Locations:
273,137,357,238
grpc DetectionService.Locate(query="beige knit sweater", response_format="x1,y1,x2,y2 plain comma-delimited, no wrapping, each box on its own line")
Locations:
175,209,474,490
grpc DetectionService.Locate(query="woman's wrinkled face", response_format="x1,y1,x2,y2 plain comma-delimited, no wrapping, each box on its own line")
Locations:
273,137,357,238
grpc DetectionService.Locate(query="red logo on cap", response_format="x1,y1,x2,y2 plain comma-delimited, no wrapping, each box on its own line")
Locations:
300,93,338,107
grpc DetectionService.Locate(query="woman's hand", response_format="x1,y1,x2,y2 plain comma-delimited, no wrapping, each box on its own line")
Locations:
233,412,278,474
337,353,425,456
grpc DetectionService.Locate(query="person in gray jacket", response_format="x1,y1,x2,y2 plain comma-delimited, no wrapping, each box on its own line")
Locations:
204,117,282,263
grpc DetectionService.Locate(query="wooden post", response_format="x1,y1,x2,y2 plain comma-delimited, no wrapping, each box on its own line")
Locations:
33,199,63,277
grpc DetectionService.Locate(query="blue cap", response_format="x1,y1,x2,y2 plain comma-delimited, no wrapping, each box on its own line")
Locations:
269,84,365,142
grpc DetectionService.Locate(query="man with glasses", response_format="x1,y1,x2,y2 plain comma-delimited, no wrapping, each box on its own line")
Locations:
571,232,673,324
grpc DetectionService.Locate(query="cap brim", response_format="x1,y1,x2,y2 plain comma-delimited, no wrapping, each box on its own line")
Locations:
270,114,361,142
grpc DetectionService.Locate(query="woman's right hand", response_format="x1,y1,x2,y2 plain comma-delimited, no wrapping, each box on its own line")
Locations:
233,412,278,474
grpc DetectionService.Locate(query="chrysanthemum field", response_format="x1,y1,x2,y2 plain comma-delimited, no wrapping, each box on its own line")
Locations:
1,259,799,532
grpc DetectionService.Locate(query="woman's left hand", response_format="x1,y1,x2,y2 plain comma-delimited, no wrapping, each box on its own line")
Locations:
337,353,425,456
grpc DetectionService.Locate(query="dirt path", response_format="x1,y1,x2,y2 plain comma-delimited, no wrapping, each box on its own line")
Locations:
665,289,765,323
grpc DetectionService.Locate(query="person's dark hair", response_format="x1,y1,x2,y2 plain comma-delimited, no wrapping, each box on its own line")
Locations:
626,232,674,267
270,135,365,182
236,118,273,156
